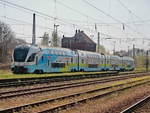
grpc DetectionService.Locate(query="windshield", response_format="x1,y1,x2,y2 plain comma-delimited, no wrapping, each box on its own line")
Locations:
13,47,29,62
27,53,36,62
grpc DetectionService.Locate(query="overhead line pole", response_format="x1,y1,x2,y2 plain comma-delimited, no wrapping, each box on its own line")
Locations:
146,50,149,71
97,32,100,53
32,13,36,45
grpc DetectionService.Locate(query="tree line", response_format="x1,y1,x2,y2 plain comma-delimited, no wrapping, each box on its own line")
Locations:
0,21,26,63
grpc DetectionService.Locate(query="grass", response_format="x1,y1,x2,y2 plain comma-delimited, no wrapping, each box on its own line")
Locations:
0,70,116,79
0,66,148,79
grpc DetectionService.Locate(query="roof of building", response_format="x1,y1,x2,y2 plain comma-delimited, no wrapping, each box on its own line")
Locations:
63,30,96,44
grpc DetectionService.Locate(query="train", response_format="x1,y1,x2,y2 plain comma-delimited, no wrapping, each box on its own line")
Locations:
11,45,135,74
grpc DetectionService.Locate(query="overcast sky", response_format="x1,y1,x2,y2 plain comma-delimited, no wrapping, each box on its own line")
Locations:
0,0,150,53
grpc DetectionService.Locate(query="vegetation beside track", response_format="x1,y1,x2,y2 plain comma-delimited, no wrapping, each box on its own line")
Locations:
0,67,148,79
0,71,118,79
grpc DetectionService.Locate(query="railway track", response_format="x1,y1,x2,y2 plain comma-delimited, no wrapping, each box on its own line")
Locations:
0,71,147,88
0,71,118,88
120,95,150,113
0,72,149,100
0,78,149,113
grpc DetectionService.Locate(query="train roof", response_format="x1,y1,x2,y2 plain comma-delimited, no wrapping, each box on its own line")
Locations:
122,56,134,61
15,44,40,50
37,46,134,61
77,50,102,58
41,46,76,56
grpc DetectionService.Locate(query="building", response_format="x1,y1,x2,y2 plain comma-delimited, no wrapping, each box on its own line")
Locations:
61,30,96,52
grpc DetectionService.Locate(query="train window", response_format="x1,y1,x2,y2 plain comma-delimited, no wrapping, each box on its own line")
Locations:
81,53,84,56
53,51,56,55
13,47,29,62
88,64,98,68
61,52,63,55
59,51,62,55
82,59,84,64
36,56,38,65
71,58,73,63
51,63,65,68
47,60,49,66
64,52,67,55
55,51,59,55
107,61,109,64
42,56,44,61
27,53,36,62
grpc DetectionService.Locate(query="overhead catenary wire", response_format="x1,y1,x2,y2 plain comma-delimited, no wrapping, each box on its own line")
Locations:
1,14,145,45
0,0,131,33
117,0,142,21
56,0,103,23
82,0,148,39
117,0,148,39
0,15,74,37
0,0,147,35
0,0,149,49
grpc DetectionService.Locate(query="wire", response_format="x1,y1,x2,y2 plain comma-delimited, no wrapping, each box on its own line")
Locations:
117,0,148,39
0,0,54,19
117,0,142,21
82,0,148,39
56,0,103,23
1,0,148,46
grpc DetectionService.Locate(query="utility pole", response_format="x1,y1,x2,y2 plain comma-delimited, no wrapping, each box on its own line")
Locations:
113,41,116,55
1,26,4,59
146,50,149,71
133,44,135,59
132,44,136,67
54,24,59,34
128,46,129,56
53,24,59,47
97,32,100,53
32,13,36,45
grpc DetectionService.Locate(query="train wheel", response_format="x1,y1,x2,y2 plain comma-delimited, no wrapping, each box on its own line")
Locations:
34,70,41,74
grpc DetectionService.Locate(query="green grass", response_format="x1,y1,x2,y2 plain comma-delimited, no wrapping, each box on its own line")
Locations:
0,67,147,79
0,70,117,79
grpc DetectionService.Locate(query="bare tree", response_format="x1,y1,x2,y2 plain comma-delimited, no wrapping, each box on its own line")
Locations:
0,21,26,63
41,32,49,46
0,21,15,62
96,44,106,54
51,30,60,47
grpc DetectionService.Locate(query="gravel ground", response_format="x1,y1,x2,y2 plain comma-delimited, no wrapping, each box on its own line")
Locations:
0,75,120,93
60,82,150,113
16,80,147,113
0,76,146,109
0,78,125,109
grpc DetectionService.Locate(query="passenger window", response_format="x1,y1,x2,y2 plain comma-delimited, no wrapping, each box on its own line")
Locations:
27,53,36,62
47,60,49,66
71,58,73,63
42,56,44,61
82,59,84,64
36,56,38,65
51,63,65,68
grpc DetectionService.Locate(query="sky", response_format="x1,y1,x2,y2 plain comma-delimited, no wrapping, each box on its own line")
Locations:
0,0,150,53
